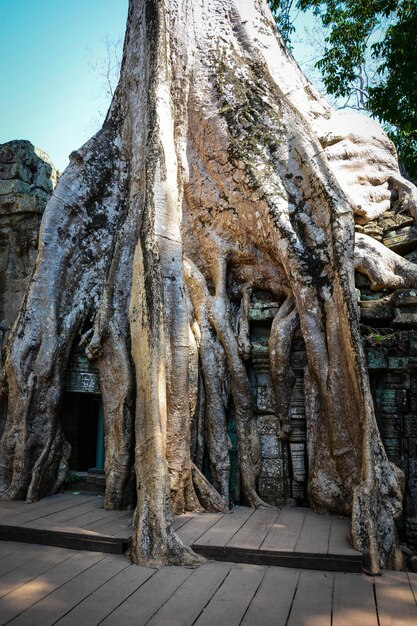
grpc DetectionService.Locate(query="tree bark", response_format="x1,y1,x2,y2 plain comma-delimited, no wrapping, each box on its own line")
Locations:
1,0,417,572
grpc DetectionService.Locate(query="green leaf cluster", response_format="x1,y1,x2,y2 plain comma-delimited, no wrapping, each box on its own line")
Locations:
268,0,417,180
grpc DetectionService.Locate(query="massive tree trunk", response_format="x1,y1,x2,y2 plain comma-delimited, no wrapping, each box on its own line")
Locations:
1,0,417,572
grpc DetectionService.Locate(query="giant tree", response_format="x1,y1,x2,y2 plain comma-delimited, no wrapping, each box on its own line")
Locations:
1,0,417,574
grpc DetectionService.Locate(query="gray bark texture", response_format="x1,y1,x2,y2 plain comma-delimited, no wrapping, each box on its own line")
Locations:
1,0,417,572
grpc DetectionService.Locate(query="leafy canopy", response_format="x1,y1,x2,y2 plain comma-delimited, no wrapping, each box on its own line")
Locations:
268,0,417,180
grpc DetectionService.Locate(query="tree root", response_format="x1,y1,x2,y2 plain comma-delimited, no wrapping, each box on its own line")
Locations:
191,462,228,512
184,258,231,501
269,296,299,441
355,232,417,290
129,494,205,567
352,430,404,574
206,257,265,509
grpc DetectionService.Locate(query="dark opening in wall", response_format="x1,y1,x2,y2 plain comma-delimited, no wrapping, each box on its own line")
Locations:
62,392,102,471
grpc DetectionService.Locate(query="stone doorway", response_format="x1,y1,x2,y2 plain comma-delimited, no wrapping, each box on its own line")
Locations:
62,393,104,472
63,344,105,492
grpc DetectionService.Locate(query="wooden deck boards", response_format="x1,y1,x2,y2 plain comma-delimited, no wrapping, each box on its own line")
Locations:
261,506,308,552
333,572,378,626
0,494,361,571
184,504,361,572
226,508,280,550
375,570,417,625
287,570,334,626
194,564,265,626
0,543,414,625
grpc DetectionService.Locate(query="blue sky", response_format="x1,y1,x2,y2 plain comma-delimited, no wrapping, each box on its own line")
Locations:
0,0,128,171
0,1,317,172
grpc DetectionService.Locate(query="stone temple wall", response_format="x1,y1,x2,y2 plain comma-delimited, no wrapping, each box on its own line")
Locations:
246,294,417,548
0,140,57,348
245,205,417,548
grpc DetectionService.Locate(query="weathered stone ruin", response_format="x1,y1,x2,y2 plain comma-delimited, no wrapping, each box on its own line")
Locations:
0,140,57,348
0,141,57,437
244,179,417,551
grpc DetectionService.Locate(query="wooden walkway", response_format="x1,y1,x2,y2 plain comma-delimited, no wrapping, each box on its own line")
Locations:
0,493,361,572
0,540,416,625
174,505,362,572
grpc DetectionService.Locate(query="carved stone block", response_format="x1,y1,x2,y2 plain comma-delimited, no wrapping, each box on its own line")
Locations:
393,309,417,328
290,443,306,483
360,298,393,322
255,385,275,413
289,421,306,442
383,372,410,389
375,389,407,413
387,356,410,369
381,414,403,438
392,289,417,308
258,476,284,501
256,414,277,435
366,348,387,369
260,434,280,459
383,226,417,255
383,438,402,465
291,480,306,501
404,414,417,439
249,302,280,321
260,457,283,479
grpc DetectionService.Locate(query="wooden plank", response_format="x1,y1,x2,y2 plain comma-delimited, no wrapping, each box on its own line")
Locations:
193,507,254,548
99,566,193,625
82,510,127,531
0,494,80,522
0,543,50,578
0,495,98,526
83,515,132,539
375,571,417,625
242,565,300,625
0,546,75,600
294,510,332,554
0,551,105,626
22,498,104,529
176,512,224,546
287,570,334,626
54,565,155,626
172,513,196,531
261,507,307,552
194,563,265,626
333,572,377,626
193,545,362,572
0,525,127,554
147,562,232,625
227,508,280,550
408,571,417,605
49,506,114,530
0,541,28,558
0,504,26,520
328,516,360,556
9,554,129,626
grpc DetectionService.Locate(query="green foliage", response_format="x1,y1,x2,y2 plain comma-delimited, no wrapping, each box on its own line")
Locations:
268,0,417,180
269,0,297,45
369,333,386,342
65,471,81,483
386,128,417,180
